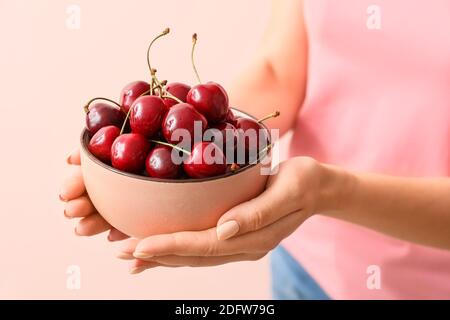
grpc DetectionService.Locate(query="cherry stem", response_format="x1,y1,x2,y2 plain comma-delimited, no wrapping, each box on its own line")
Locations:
151,75,183,103
147,28,170,77
83,97,121,113
191,33,202,84
230,163,240,172
150,140,191,155
257,111,280,123
162,93,183,104
139,89,151,97
120,106,132,135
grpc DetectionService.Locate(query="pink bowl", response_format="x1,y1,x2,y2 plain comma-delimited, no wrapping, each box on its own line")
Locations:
80,109,271,239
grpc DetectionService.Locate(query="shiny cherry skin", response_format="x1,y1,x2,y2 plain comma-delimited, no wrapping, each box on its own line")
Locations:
111,133,150,173
119,81,150,113
86,103,125,135
88,125,120,163
235,117,269,151
210,122,239,151
145,145,181,179
130,95,166,138
186,82,229,124
163,82,191,109
162,103,208,145
225,108,237,125
183,142,227,179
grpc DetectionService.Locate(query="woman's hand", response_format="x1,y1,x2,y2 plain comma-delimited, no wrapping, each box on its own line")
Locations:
60,149,129,241
117,157,334,274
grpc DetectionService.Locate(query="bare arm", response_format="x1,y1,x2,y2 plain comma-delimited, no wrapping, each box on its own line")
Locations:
229,0,308,135
322,166,450,249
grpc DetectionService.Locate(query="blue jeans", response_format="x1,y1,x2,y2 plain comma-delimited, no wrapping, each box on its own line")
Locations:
270,246,331,300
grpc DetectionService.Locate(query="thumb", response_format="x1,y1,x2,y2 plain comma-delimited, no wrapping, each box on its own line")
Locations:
215,188,295,241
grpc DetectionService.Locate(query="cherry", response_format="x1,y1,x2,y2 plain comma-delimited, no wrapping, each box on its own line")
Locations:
119,81,150,114
210,122,239,153
162,103,208,145
111,133,150,173
185,34,229,123
235,111,279,163
225,108,237,125
84,98,125,135
235,117,268,152
183,142,227,178
187,82,229,123
145,145,181,179
130,95,167,138
163,82,191,108
88,126,120,163
236,111,280,149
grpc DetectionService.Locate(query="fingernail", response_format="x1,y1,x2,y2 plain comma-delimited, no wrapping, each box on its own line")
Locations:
66,150,75,164
129,266,147,275
133,252,153,259
59,194,67,202
216,220,240,240
117,252,134,260
64,209,71,218
74,226,80,236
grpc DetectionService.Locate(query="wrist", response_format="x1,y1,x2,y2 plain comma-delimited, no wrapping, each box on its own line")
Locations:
314,163,356,215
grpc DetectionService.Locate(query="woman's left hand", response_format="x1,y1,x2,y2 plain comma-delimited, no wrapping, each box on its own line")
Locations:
118,157,332,274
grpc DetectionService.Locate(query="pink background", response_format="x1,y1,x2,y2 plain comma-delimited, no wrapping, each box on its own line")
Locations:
0,0,273,299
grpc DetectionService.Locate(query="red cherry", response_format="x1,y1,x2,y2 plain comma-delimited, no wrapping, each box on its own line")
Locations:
235,118,269,164
88,126,120,163
225,108,237,125
186,82,229,124
235,118,268,149
210,122,239,151
183,142,227,178
130,95,166,138
119,81,150,113
163,82,191,108
145,145,181,179
162,103,208,145
111,133,150,173
85,102,125,135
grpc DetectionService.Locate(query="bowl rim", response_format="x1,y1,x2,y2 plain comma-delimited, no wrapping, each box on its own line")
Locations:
80,107,272,183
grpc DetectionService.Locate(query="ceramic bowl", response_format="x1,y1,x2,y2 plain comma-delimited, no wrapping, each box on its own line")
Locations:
80,109,271,238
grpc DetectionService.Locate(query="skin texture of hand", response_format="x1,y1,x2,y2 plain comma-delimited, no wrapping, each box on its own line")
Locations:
116,157,328,274
60,149,129,241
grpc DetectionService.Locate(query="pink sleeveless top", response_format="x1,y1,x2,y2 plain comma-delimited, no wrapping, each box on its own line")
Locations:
283,0,450,299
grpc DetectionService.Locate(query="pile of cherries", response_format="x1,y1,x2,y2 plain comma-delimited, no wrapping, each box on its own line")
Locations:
85,29,278,179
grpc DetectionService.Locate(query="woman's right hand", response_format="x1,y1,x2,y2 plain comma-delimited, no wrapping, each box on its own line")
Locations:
60,149,129,241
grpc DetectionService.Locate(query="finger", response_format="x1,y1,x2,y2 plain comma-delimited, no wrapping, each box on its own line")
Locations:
67,149,81,165
133,228,223,258
60,166,85,201
129,260,162,274
64,196,96,218
108,228,130,242
133,210,307,258
135,253,265,267
75,213,110,236
215,187,300,240
117,238,139,259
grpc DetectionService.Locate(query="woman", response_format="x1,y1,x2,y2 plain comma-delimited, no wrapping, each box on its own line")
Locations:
60,0,450,299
